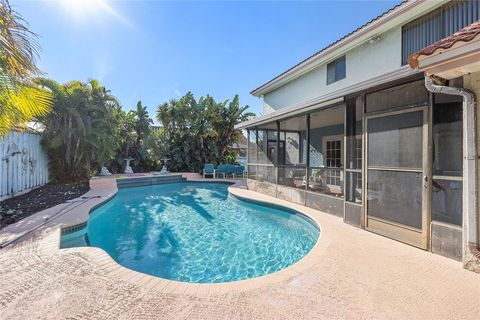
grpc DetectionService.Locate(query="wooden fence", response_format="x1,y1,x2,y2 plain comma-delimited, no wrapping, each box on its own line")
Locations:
0,131,49,200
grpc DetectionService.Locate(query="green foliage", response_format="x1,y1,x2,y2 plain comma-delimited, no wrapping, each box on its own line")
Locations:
38,78,121,181
156,92,254,172
223,150,239,165
107,100,160,173
37,79,252,180
0,0,52,136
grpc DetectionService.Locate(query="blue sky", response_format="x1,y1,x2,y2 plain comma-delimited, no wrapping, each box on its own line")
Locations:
14,0,399,121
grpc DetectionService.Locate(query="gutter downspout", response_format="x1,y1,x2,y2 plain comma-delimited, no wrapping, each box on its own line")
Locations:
424,75,480,272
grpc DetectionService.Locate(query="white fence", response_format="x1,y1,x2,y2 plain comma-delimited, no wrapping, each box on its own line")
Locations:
0,131,49,200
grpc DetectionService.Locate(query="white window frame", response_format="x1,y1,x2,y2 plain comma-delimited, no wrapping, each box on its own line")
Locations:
322,134,344,190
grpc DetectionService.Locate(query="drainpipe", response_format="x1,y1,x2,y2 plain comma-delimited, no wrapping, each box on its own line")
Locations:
424,75,480,272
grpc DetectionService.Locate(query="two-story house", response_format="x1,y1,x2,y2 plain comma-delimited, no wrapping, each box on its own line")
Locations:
236,0,480,272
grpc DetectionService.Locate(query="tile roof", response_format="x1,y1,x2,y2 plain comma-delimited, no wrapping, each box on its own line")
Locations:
408,20,480,69
250,0,409,95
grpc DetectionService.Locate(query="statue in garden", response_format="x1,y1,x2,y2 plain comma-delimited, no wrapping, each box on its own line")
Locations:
124,157,134,174
159,157,169,175
99,166,112,176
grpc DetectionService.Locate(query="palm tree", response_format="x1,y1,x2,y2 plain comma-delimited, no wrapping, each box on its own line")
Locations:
212,95,255,158
36,79,86,176
0,0,51,136
37,78,119,180
86,79,121,172
133,101,153,150
120,109,137,158
155,92,254,172
156,99,179,138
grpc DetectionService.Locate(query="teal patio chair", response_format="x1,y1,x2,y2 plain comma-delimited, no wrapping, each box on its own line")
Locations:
216,164,229,179
203,163,216,178
224,164,235,178
232,165,246,179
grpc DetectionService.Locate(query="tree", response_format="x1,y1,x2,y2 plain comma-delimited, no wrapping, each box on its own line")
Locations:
210,95,254,160
156,92,253,172
109,101,158,173
0,0,51,136
84,79,121,174
37,78,120,181
133,101,153,149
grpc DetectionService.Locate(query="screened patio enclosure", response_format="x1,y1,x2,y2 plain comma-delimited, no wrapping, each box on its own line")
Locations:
247,104,352,216
244,78,464,259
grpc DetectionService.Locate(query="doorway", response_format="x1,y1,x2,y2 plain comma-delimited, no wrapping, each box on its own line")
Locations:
365,106,430,248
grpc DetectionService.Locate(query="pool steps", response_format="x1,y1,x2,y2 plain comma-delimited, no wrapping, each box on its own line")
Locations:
116,174,186,188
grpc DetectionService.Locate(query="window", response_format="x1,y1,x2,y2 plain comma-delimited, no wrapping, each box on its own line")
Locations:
327,56,346,85
402,0,480,65
355,138,362,171
325,140,342,168
323,135,343,187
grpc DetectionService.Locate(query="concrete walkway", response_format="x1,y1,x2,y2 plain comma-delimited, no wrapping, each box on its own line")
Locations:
1,175,479,319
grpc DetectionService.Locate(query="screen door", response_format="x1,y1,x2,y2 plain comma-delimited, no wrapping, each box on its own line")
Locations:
365,106,429,248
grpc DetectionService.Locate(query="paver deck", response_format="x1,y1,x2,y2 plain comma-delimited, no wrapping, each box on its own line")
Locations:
0,173,479,319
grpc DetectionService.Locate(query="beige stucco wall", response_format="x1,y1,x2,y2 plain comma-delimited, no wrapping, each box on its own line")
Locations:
262,100,276,115
262,26,402,112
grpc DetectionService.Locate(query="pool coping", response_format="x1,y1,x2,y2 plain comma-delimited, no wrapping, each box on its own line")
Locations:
1,174,326,297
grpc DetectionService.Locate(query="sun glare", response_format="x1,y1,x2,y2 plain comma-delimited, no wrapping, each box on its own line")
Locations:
61,0,105,13
59,0,135,30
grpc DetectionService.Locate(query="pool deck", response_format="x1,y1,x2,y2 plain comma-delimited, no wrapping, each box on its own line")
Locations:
1,173,480,319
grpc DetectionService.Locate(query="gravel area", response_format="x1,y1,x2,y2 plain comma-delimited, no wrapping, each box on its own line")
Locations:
0,182,89,229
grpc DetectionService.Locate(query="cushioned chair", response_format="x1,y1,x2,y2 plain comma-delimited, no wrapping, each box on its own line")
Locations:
232,165,246,178
224,164,235,178
216,164,229,178
203,163,216,178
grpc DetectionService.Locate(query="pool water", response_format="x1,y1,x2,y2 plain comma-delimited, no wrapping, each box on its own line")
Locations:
63,182,319,283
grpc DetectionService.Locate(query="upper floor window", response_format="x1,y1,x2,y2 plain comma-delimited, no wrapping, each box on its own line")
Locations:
402,0,480,65
327,56,346,85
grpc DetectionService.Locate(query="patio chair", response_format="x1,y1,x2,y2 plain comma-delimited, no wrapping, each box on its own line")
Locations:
216,164,229,179
203,163,216,178
224,164,235,178
232,165,246,179
302,168,325,191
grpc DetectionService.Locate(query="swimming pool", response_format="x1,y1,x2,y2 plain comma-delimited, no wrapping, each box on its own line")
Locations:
62,182,319,283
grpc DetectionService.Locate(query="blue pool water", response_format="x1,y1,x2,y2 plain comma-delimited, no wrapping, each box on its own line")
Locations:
63,182,319,283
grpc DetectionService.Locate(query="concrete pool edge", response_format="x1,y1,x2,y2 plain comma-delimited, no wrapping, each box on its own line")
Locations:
1,174,326,296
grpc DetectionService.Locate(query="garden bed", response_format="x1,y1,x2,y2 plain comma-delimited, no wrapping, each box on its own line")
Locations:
0,182,89,229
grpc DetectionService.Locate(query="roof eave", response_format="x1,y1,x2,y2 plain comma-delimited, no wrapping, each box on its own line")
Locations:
235,97,344,130
415,38,480,79
250,0,432,97
239,65,419,130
